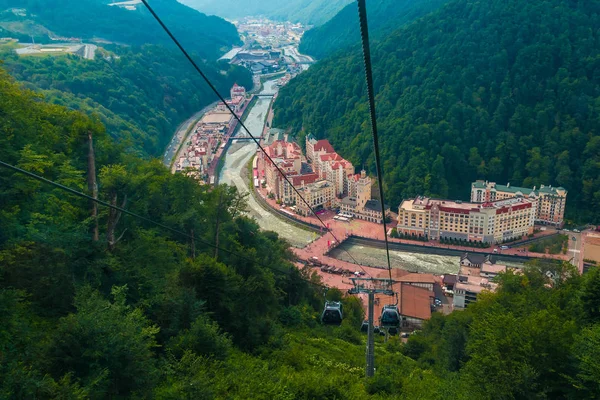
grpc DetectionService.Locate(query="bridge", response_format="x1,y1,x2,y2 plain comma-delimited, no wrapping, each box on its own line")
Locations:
255,93,275,97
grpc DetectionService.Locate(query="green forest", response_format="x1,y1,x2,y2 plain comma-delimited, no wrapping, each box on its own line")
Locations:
0,44,251,157
3,61,600,399
275,0,600,223
4,55,600,398
299,0,449,60
0,0,240,59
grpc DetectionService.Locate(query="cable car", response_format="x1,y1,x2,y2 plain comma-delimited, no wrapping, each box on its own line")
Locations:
360,320,369,333
380,305,401,329
321,301,343,325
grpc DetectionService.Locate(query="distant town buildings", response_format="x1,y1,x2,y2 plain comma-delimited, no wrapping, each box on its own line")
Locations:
175,84,248,182
397,196,536,244
471,180,567,227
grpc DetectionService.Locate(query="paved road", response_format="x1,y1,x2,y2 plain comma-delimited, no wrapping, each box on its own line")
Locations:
564,230,583,270
84,44,97,60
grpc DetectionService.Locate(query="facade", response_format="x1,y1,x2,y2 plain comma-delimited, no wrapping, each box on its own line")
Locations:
397,196,536,244
471,180,567,227
295,180,336,216
340,170,389,224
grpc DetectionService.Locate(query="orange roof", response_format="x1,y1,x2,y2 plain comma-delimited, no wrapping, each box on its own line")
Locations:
290,173,319,186
397,273,436,285
400,284,433,320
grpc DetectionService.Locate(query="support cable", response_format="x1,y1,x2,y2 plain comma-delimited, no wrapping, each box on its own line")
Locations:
0,159,330,289
140,0,368,275
356,0,393,282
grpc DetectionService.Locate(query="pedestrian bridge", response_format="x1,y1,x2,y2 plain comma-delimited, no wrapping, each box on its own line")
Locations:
255,93,275,97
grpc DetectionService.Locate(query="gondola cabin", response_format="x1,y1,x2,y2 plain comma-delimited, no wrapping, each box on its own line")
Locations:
321,301,343,325
380,305,401,328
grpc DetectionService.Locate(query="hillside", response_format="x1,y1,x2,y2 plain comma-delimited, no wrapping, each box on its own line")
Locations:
1,44,251,157
299,0,449,60
178,0,352,26
2,66,600,398
274,0,600,223
0,0,240,59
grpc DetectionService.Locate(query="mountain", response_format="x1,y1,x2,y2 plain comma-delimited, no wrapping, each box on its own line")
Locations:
0,0,251,157
2,65,600,399
178,0,352,26
274,0,600,223
299,0,449,59
0,0,240,59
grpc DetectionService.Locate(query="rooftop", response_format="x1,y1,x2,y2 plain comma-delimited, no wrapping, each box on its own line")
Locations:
201,112,232,124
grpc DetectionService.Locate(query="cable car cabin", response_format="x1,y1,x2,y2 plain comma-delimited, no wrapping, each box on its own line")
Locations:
321,301,343,326
380,305,401,328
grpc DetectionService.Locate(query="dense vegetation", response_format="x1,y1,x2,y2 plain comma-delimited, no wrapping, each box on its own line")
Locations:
1,44,251,156
299,0,448,60
180,0,352,26
0,0,240,59
275,0,600,223
3,66,600,398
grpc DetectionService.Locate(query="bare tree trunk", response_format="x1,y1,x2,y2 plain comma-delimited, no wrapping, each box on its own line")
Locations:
107,193,127,251
214,190,224,260
87,131,99,241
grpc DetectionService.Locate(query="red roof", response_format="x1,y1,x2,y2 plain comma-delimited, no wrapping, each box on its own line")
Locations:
397,273,436,285
314,139,335,153
290,173,319,186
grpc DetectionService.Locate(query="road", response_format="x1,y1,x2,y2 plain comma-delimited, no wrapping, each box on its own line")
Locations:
83,44,97,60
564,230,583,270
162,100,219,170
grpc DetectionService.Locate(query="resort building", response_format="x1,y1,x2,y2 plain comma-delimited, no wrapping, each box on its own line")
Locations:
340,170,389,224
305,135,354,196
294,180,336,216
397,196,536,244
471,180,567,227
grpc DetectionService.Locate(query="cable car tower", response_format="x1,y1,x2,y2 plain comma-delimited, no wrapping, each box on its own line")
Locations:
349,277,395,377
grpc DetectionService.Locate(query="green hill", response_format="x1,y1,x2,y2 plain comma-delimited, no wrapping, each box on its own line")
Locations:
1,44,251,157
0,0,240,59
274,0,600,223
299,0,449,60
179,0,352,26
2,64,600,399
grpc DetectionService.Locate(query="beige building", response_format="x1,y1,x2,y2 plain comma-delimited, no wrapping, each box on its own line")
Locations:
471,181,567,227
340,170,389,224
397,196,536,244
295,180,336,216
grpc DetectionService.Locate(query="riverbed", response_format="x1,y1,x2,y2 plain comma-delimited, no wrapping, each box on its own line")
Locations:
218,80,315,248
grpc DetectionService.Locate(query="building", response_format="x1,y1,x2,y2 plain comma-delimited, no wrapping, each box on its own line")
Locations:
451,256,508,309
397,196,536,244
305,134,334,163
460,253,495,268
340,170,389,224
396,273,436,291
295,180,336,216
471,180,567,227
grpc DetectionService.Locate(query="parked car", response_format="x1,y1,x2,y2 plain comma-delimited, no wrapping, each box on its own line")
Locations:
501,245,509,250
493,248,499,253
574,229,581,233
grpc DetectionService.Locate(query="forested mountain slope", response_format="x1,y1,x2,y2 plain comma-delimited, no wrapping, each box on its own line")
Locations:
299,0,449,59
0,0,240,59
179,0,352,26
1,45,251,156
274,0,600,223
3,66,600,399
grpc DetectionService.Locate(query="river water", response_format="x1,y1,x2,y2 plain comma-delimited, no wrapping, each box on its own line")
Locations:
218,80,315,248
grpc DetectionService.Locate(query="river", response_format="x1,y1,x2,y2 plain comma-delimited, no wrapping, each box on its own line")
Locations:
218,80,316,248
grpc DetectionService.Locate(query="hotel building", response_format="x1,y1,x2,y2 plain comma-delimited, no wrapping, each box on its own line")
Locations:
471,181,567,227
397,196,536,244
